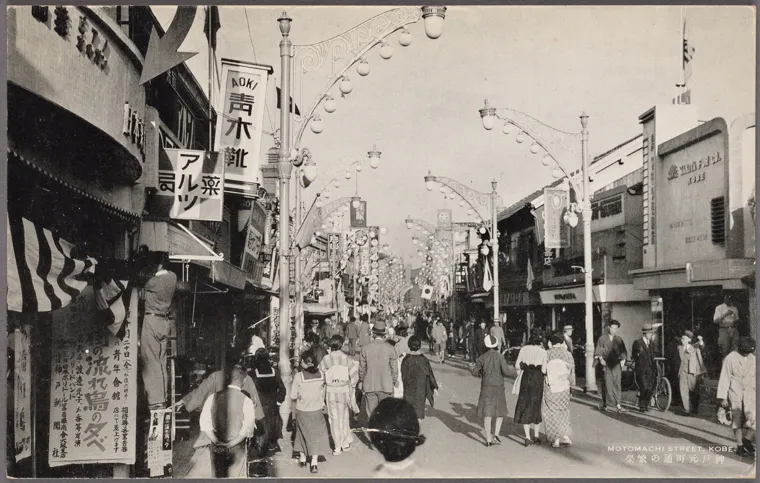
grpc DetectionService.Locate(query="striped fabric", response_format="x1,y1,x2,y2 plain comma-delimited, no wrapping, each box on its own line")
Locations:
95,279,130,335
7,216,96,313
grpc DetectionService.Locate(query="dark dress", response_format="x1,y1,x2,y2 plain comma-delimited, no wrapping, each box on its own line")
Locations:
401,354,438,419
513,363,544,424
250,365,286,449
471,349,510,418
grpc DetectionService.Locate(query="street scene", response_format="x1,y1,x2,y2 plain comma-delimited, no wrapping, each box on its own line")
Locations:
5,4,756,479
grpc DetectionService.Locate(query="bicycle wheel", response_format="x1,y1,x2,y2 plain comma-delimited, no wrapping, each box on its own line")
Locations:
655,376,672,412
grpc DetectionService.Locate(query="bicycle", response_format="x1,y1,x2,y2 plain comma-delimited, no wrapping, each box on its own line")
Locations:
622,357,672,412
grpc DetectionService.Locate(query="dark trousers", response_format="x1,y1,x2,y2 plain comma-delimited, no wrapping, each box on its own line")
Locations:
637,373,655,409
348,339,357,356
364,391,392,419
603,363,623,407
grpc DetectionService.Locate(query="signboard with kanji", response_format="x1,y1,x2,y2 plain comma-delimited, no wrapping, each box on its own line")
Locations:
147,409,173,477
350,201,367,228
544,187,570,249
156,149,224,221
215,59,272,198
48,287,139,466
14,324,31,462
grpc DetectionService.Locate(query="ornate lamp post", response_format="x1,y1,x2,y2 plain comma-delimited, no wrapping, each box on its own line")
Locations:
478,99,595,392
423,174,502,325
277,7,446,431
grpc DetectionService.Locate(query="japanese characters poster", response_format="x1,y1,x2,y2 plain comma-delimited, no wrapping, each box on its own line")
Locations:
543,187,570,249
48,286,138,467
156,148,225,221
215,59,271,197
146,409,173,478
350,200,367,228
14,324,32,462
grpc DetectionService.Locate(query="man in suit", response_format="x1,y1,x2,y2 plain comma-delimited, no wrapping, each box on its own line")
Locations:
594,320,628,413
358,319,398,420
632,323,657,412
563,325,574,353
678,329,707,416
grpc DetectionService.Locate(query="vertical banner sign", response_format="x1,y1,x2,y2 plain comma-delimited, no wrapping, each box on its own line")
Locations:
350,201,367,228
437,209,452,229
147,409,173,477
49,287,139,466
544,187,570,249
14,324,32,462
241,201,268,283
216,59,272,198
328,234,341,274
156,149,224,221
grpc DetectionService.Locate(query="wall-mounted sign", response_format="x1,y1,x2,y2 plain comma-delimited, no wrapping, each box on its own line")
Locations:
350,200,367,228
544,187,570,249
155,149,224,221
215,59,272,198
13,324,32,462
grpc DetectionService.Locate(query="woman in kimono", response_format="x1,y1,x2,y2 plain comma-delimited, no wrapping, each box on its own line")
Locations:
401,336,439,424
717,336,756,457
542,331,575,448
513,335,547,446
471,335,510,446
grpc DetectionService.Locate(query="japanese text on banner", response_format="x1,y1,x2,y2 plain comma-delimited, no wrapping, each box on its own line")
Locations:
48,287,138,467
14,324,32,462
156,149,224,222
544,187,570,249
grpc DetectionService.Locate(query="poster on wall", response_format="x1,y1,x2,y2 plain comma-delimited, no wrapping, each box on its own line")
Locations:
147,409,173,478
155,149,225,221
14,324,32,462
544,187,570,249
48,286,139,467
215,59,272,198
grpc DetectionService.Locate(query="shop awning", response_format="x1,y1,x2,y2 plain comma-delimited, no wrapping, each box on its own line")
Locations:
303,303,337,315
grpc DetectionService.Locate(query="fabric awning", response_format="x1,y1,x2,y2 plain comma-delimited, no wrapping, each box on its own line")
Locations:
7,215,97,312
303,303,337,315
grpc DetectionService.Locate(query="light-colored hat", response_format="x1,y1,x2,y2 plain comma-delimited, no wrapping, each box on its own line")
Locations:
683,330,694,339
373,320,387,334
641,323,654,333
485,334,498,349
563,325,573,331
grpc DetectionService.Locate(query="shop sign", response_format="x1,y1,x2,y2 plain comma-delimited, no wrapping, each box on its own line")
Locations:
147,409,173,477
14,324,32,462
260,247,279,290
48,286,138,467
122,102,146,158
554,293,577,301
544,187,569,249
350,201,367,228
215,59,271,198
503,291,530,306
156,149,225,221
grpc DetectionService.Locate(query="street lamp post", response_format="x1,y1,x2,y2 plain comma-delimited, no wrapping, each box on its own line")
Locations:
277,6,447,433
423,174,502,326
478,100,596,393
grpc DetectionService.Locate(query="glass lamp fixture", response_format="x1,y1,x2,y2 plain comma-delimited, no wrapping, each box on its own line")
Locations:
368,145,381,169
542,154,552,167
399,28,412,46
502,122,513,135
552,167,563,179
310,115,324,134
479,98,496,130
333,179,340,188
323,189,331,199
339,77,353,95
344,169,352,179
355,162,363,173
516,131,526,143
302,159,317,184
324,95,337,113
530,143,541,154
459,200,465,207
406,221,413,229
352,198,361,208
425,180,434,191
356,57,370,76
379,41,394,59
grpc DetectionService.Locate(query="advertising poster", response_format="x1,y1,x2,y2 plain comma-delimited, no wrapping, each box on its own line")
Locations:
544,187,570,249
48,287,138,467
156,149,225,221
147,409,174,478
13,324,32,462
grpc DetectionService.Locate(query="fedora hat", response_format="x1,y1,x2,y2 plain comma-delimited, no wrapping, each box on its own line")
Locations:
372,319,387,334
641,323,654,333
683,330,694,339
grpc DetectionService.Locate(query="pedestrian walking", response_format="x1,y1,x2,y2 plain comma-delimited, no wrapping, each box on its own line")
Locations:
249,349,286,455
401,336,439,424
512,334,546,446
475,320,489,358
357,314,373,351
369,398,438,478
563,325,574,353
471,334,510,446
543,331,575,448
358,320,399,421
346,317,360,356
318,335,360,456
714,293,741,360
631,323,657,412
717,336,756,456
678,330,707,417
432,319,448,363
291,349,330,474
320,316,336,343
184,365,257,478
594,320,628,413
489,320,506,353
466,320,477,363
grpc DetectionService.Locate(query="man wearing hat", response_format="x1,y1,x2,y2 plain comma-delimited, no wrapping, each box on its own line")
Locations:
563,325,574,353
678,329,706,416
632,324,657,412
358,319,399,420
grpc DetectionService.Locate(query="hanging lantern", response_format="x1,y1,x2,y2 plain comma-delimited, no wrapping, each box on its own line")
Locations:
379,41,394,59
542,154,552,167
324,95,337,113
310,115,324,134
530,143,541,154
516,131,526,143
333,179,341,188
357,57,370,76
339,77,353,95
399,28,412,47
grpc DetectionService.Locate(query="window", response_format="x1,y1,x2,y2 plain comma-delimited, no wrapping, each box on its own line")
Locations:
711,196,726,244
591,195,623,220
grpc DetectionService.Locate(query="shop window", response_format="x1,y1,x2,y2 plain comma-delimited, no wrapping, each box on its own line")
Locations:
591,195,623,220
711,196,726,244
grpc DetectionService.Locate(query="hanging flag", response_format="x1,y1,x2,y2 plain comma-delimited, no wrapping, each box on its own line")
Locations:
155,148,225,221
276,87,301,116
526,258,535,291
683,14,695,84
421,285,434,300
203,6,221,50
95,279,132,336
483,260,493,292
7,216,96,313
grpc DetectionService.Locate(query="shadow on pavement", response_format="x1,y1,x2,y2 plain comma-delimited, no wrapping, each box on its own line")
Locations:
427,407,486,446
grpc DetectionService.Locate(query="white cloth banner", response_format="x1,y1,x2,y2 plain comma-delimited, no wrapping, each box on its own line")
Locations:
13,325,32,462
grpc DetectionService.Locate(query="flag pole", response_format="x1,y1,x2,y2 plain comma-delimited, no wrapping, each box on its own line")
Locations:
678,6,686,97
208,6,214,152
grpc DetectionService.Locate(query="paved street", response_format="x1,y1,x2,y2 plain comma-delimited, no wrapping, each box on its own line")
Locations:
276,352,755,478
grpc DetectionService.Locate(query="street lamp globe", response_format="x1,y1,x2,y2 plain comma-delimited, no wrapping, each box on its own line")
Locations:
406,221,413,229
324,95,337,113
368,145,382,169
399,28,412,47
502,122,514,135
422,6,447,39
355,162,363,173
356,57,371,76
479,99,497,130
310,115,324,134
530,143,541,154
333,179,341,188
379,41,394,59
516,131,526,143
344,169,352,179
552,167,563,179
323,189,331,199
302,162,318,184
339,77,353,95
542,154,552,167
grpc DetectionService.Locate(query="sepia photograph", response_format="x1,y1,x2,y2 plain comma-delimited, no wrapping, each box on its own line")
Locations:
4,3,756,479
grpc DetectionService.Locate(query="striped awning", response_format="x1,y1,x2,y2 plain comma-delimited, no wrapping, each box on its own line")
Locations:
7,215,97,312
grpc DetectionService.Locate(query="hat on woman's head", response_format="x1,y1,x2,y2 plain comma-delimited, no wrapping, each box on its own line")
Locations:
484,334,498,349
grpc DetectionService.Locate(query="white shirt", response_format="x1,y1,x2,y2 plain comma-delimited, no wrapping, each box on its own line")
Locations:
199,385,256,440
248,335,265,354
714,303,739,327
